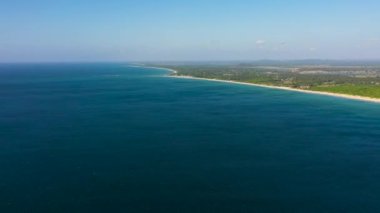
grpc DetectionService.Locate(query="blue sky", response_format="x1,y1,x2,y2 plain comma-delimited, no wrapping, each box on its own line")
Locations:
1,0,380,62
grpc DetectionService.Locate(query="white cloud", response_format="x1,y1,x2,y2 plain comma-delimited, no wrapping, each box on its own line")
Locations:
256,40,266,45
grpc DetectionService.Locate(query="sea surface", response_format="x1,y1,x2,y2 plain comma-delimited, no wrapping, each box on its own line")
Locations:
0,63,379,213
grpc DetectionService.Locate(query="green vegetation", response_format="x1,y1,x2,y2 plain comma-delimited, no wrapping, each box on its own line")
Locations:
155,62,380,99
311,85,380,98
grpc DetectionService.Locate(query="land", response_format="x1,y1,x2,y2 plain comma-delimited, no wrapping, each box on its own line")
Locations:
149,60,380,102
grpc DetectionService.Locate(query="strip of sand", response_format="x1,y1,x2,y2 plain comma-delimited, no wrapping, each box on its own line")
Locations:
132,65,178,75
141,66,380,104
169,75,380,104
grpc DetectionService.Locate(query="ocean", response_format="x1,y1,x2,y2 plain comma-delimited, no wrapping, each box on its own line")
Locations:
0,63,379,212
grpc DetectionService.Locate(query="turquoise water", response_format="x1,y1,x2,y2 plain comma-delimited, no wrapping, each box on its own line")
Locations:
0,64,379,212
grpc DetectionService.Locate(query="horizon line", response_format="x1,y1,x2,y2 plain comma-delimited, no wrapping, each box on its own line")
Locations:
2,58,380,64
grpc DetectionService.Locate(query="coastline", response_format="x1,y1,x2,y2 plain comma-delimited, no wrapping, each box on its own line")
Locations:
170,75,380,104
131,65,178,75
147,66,380,104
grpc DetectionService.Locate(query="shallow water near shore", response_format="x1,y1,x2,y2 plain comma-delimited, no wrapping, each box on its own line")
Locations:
0,64,380,213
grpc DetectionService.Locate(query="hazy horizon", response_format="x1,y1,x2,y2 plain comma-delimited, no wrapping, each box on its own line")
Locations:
1,0,380,62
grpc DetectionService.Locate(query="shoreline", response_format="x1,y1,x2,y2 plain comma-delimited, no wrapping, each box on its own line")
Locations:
146,66,380,104
171,75,380,104
131,65,178,75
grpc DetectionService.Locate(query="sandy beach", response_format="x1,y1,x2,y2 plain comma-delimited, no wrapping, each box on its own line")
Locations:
134,66,178,75
168,74,380,104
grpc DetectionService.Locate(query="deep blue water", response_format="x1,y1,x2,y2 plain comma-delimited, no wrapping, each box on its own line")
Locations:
0,64,379,213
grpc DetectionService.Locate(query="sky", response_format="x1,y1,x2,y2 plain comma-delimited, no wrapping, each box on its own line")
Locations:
1,0,380,62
